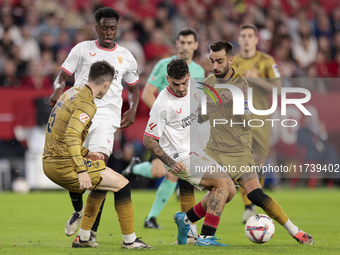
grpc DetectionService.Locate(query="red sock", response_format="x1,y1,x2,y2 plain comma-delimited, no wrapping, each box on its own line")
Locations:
186,201,206,223
193,202,206,218
201,213,220,236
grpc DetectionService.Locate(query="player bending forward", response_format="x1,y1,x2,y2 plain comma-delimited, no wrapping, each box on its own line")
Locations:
143,58,236,246
198,40,313,245
43,61,152,249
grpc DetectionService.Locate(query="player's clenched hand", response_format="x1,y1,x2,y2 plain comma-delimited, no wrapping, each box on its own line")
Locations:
86,151,104,161
49,88,63,107
245,65,258,78
120,108,136,129
78,172,92,190
170,162,186,174
220,90,233,106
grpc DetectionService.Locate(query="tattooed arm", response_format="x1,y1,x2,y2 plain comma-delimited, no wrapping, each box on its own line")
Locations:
143,135,186,173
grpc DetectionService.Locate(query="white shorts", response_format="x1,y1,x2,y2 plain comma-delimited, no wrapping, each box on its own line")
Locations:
83,122,117,157
163,150,221,191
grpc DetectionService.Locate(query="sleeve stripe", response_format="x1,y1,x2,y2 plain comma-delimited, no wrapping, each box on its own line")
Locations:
125,79,139,86
67,126,82,134
61,66,73,76
144,132,160,140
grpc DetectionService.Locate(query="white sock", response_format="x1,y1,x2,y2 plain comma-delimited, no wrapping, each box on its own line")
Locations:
78,228,91,241
184,214,193,225
189,224,198,238
200,235,213,239
283,219,299,236
123,232,137,244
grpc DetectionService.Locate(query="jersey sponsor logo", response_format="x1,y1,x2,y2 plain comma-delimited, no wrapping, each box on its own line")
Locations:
149,123,157,130
151,76,155,81
193,93,198,101
173,153,179,159
107,139,111,144
117,56,124,65
80,113,90,122
272,64,281,78
89,52,96,57
176,108,182,114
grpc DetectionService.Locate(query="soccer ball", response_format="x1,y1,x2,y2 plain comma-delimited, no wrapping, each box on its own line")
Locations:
12,177,30,194
245,214,275,244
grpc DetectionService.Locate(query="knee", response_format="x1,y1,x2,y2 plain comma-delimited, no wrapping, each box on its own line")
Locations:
152,170,165,179
166,172,178,182
151,160,166,178
118,174,129,189
247,188,268,207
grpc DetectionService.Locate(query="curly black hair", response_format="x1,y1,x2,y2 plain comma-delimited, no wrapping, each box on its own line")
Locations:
94,7,120,23
167,59,189,80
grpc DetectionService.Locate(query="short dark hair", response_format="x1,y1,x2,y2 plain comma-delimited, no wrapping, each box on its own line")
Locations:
167,59,189,80
177,27,197,42
94,7,120,23
209,40,233,56
88,61,115,85
240,23,258,36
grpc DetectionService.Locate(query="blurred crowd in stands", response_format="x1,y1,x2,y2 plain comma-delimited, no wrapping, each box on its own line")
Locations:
1,0,340,92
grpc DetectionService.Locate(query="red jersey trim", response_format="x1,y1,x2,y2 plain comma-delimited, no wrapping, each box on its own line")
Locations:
61,67,73,76
95,40,118,52
144,131,160,140
166,86,188,98
126,80,139,86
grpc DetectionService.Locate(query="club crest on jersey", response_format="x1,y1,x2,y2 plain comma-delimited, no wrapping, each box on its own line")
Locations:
193,93,198,101
80,113,90,123
117,57,124,65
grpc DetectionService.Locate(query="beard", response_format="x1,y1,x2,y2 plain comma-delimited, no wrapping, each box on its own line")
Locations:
214,63,230,79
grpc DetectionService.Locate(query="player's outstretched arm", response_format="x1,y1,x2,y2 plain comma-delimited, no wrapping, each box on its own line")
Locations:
141,82,158,109
49,70,71,107
143,134,186,174
120,83,139,129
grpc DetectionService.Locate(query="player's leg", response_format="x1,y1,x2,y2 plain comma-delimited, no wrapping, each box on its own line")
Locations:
122,156,167,180
145,164,177,228
178,179,198,242
239,173,314,244
240,131,269,223
65,191,85,236
73,167,152,248
173,158,236,246
82,124,115,237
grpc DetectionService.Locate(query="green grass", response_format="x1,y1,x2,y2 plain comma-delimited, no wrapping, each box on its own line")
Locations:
1,187,340,254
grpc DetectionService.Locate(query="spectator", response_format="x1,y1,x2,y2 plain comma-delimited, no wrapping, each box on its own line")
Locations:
0,12,22,44
118,30,145,74
21,62,52,90
143,29,171,61
314,14,332,39
330,7,340,33
19,26,41,63
0,59,21,87
292,22,318,69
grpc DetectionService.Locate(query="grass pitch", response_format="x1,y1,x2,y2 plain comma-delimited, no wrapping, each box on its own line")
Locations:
1,187,339,254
